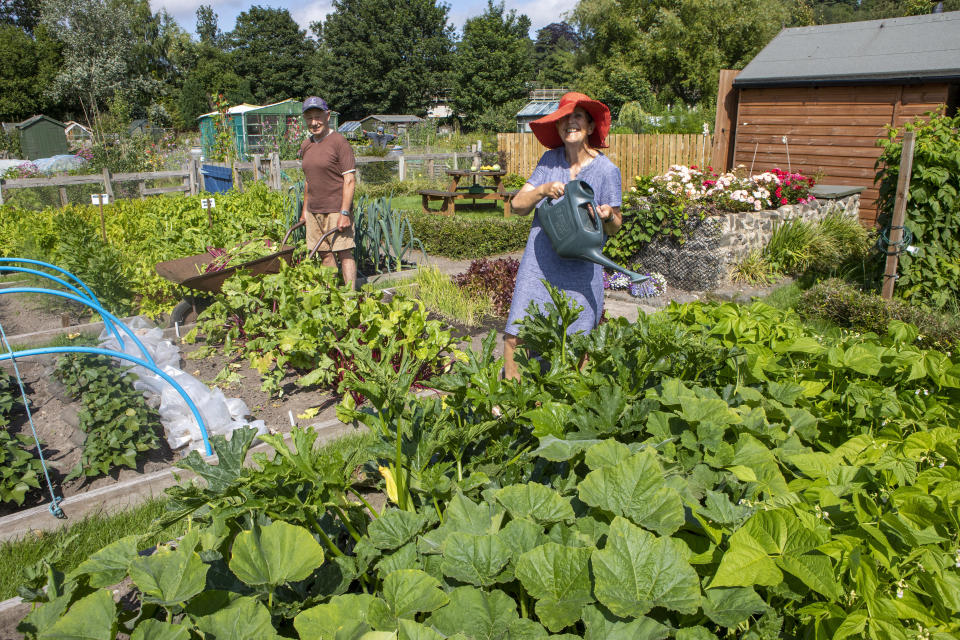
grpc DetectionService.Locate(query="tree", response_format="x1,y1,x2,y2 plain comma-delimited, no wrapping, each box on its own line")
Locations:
195,4,219,45
572,0,789,106
311,0,454,120
451,0,534,132
40,0,142,134
0,23,60,120
0,0,41,33
227,6,311,104
532,22,579,88
177,73,209,129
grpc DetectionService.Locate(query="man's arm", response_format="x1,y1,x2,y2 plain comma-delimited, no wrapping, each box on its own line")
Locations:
301,189,308,222
337,171,356,230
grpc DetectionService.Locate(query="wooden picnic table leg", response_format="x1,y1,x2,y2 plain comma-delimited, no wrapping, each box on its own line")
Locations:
448,175,459,192
444,195,455,216
503,193,511,218
422,192,431,215
494,176,504,194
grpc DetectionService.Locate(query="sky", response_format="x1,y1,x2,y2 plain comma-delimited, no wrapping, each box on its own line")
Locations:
150,0,579,40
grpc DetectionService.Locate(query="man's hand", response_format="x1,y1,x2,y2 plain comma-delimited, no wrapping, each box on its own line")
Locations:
337,213,352,231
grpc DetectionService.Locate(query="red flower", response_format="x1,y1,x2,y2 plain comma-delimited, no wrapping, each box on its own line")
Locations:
780,197,788,205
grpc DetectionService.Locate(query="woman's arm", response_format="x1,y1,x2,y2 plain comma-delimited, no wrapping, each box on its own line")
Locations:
510,181,566,216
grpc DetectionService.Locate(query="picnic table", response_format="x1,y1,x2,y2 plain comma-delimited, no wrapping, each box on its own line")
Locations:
418,169,517,217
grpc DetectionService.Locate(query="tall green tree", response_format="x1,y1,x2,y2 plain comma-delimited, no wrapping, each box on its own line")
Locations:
195,4,220,45
572,0,789,107
0,0,41,33
311,0,454,120
451,0,534,132
532,22,579,88
0,22,60,120
228,6,311,104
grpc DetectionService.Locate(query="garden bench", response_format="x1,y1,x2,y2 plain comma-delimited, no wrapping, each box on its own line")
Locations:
418,188,519,217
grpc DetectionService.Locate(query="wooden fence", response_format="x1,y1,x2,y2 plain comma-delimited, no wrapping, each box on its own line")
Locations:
0,151,479,206
497,133,714,182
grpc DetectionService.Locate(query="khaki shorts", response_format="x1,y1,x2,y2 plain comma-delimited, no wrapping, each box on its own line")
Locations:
305,211,355,253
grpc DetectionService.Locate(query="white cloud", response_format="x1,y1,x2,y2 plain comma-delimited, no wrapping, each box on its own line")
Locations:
291,0,334,31
447,0,577,36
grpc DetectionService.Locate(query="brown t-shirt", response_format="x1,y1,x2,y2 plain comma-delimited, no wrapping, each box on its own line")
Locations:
299,131,356,213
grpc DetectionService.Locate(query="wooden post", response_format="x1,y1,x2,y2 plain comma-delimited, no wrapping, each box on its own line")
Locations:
187,158,197,196
882,130,916,300
426,158,434,178
452,152,458,170
252,154,262,181
0,180,4,205
234,166,244,193
269,152,281,190
398,155,406,180
58,187,68,206
138,180,147,199
101,168,114,199
711,69,740,171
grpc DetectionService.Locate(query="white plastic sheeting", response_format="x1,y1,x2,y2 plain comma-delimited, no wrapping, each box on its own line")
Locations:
98,317,265,452
33,155,88,174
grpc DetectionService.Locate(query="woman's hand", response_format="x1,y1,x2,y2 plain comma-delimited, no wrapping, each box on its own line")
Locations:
540,181,565,201
596,204,613,221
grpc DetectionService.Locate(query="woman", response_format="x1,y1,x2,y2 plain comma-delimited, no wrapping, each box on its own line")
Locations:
503,92,623,380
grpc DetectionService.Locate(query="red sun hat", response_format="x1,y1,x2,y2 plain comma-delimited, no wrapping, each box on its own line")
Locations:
529,92,611,149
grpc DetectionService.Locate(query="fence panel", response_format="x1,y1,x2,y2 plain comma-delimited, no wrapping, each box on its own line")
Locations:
497,133,714,182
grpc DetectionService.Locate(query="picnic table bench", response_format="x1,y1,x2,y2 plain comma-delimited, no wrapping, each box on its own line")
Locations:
418,168,518,217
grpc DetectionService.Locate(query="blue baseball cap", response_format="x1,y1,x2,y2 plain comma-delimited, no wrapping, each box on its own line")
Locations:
302,96,329,113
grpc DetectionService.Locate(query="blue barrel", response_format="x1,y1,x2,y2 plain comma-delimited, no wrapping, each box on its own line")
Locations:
200,164,233,194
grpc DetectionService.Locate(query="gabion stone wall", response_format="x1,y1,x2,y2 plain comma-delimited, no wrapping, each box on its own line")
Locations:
633,195,860,291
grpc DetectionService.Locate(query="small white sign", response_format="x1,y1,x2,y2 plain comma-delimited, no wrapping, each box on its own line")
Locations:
90,193,110,205
906,245,919,255
200,198,216,209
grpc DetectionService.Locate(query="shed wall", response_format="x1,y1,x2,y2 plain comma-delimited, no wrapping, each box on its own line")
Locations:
19,120,68,160
732,83,951,225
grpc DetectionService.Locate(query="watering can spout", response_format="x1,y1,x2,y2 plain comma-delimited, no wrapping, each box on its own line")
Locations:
538,179,651,283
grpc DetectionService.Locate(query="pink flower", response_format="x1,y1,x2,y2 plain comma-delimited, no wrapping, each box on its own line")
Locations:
780,197,788,205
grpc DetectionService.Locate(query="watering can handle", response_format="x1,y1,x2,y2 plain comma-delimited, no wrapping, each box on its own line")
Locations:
584,202,600,230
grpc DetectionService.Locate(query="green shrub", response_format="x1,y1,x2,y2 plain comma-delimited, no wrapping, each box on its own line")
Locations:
408,211,530,259
875,111,960,309
764,218,819,274
354,176,446,200
730,249,779,285
415,266,492,327
502,173,526,190
797,278,960,351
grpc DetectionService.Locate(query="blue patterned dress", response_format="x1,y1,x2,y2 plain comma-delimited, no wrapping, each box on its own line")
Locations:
504,148,622,336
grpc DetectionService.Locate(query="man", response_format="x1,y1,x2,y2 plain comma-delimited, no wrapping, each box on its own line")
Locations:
299,96,357,288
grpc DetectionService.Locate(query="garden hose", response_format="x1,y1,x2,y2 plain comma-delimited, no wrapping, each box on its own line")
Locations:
876,224,914,257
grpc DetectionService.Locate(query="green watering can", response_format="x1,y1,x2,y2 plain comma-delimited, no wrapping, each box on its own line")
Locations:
538,179,650,283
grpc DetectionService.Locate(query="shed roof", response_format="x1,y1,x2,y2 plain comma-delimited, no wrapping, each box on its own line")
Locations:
338,121,362,133
516,101,559,118
734,10,960,88
361,114,424,124
17,115,66,129
64,121,91,133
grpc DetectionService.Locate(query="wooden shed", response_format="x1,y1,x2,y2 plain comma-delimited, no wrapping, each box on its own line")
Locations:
16,115,68,160
717,11,960,225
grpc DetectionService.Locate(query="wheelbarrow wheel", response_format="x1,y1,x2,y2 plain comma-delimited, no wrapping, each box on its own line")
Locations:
169,299,196,327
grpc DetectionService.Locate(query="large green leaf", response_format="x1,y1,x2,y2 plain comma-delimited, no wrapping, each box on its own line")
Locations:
580,604,670,640
495,484,573,525
368,509,428,550
702,587,768,628
591,517,700,617
193,596,283,640
711,509,830,590
584,439,632,470
378,570,449,621
428,587,519,640
129,543,209,607
295,594,378,640
230,521,324,588
177,425,258,492
577,449,684,536
70,535,139,588
397,619,445,640
496,519,543,562
37,589,116,640
130,619,191,640
440,532,511,587
515,543,593,632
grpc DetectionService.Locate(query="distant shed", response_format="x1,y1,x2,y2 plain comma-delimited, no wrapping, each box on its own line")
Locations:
726,11,960,225
198,99,339,159
359,115,423,134
16,115,68,160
